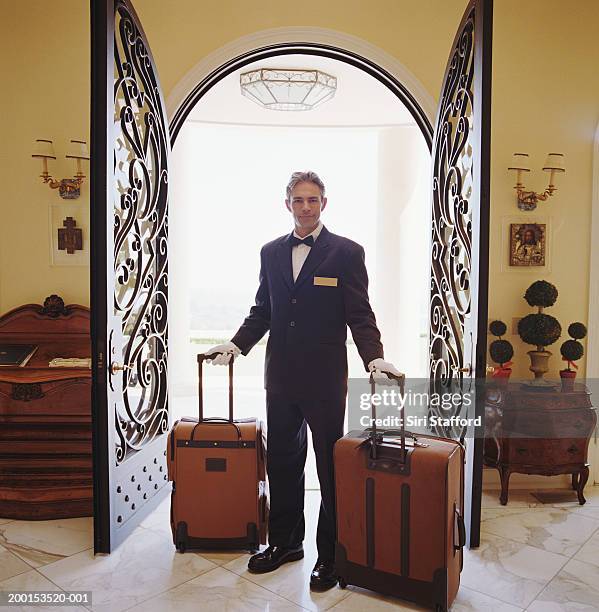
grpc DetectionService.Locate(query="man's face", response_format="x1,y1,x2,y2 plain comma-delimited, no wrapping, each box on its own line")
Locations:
285,181,327,236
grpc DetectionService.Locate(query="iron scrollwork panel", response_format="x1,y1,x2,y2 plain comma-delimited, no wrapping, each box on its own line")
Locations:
113,0,169,464
429,8,475,439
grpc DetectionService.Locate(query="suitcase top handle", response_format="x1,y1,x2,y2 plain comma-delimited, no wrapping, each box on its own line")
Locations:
197,352,234,422
189,418,242,441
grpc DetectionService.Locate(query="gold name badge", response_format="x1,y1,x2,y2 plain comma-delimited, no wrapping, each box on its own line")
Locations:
314,276,338,287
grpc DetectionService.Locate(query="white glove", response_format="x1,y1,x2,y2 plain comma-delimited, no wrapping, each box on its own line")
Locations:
204,341,241,365
368,358,404,385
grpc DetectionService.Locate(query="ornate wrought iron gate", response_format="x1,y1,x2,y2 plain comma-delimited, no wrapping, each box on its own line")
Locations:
429,0,493,547
91,0,170,553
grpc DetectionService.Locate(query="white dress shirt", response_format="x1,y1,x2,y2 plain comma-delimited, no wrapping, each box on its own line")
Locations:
292,221,323,282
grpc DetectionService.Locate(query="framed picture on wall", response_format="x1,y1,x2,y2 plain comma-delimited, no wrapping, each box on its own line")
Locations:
509,222,546,267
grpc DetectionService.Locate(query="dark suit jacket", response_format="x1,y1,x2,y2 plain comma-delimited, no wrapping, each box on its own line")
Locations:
231,225,384,398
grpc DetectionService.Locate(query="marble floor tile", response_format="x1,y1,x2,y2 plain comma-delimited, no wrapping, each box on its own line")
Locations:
139,490,258,566
573,529,599,569
38,527,217,612
461,532,567,608
0,569,88,612
197,550,248,566
0,543,33,582
481,507,536,521
222,491,348,611
328,587,425,611
2,485,597,611
450,586,524,611
482,489,538,508
480,507,599,557
328,584,524,611
0,518,93,568
560,503,599,521
527,559,599,611
549,486,599,508
223,548,350,611
128,566,304,611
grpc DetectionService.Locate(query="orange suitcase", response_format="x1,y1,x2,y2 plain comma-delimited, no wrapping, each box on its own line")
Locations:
167,353,267,552
334,374,466,611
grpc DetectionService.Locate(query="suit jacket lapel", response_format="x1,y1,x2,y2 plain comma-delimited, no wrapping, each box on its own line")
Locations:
293,226,331,291
277,235,294,292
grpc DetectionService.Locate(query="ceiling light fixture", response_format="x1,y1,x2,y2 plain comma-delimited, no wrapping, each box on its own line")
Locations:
239,68,337,111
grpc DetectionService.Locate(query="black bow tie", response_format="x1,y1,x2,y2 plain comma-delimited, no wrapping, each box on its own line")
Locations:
290,235,315,248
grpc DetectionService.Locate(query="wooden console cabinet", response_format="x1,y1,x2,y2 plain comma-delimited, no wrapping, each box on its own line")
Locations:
0,295,92,520
484,382,597,505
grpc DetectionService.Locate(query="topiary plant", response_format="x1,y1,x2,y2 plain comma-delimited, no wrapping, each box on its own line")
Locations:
488,320,514,377
568,322,587,340
518,280,562,383
517,280,561,351
524,280,558,309
517,313,562,349
560,322,587,373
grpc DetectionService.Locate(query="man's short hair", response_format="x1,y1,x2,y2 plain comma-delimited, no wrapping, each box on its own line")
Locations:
286,171,326,201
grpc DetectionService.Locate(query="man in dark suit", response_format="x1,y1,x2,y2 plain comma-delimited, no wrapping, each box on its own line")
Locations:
208,171,400,590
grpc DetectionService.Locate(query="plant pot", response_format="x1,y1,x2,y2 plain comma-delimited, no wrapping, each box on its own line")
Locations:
492,367,512,380
559,369,577,379
560,368,576,391
527,349,552,381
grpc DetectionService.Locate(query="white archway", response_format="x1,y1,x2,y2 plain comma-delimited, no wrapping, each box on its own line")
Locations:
166,27,436,397
166,26,436,130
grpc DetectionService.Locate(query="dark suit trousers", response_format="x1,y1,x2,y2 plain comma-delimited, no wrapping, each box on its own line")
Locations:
265,392,346,561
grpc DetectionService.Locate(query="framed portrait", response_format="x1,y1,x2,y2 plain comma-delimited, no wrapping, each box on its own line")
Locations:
509,222,546,267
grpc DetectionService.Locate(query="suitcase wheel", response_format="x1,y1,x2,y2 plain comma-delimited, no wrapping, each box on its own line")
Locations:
175,522,188,553
338,577,347,589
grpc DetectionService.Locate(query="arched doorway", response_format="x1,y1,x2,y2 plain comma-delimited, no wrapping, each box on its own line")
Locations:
167,47,432,490
91,0,492,553
169,41,433,147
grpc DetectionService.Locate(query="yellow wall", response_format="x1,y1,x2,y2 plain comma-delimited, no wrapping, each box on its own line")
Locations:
1,0,598,378
0,1,90,311
490,1,599,378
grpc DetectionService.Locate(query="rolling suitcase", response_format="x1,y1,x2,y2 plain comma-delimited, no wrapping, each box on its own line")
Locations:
334,373,466,611
167,352,268,552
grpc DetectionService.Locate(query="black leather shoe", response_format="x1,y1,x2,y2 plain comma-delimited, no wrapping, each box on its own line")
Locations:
247,544,304,574
310,558,338,591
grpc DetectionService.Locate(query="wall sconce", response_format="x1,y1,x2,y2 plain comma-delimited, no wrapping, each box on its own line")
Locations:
31,139,89,199
508,152,565,211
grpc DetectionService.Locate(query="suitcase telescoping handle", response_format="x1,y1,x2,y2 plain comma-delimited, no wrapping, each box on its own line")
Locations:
369,371,406,461
197,352,234,422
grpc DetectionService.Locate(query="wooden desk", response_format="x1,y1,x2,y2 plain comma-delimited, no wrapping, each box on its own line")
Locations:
0,295,92,520
484,381,596,505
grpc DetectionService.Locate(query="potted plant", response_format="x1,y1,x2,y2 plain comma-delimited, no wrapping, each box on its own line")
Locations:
517,280,561,385
560,322,587,387
488,320,514,380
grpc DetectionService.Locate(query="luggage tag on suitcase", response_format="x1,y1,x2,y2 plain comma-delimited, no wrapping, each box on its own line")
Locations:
381,437,429,448
355,436,428,452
